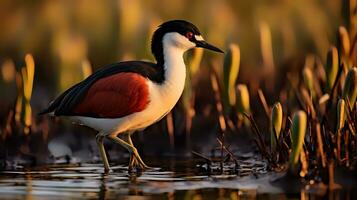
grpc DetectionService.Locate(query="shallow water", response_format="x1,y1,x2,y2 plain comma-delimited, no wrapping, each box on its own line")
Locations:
0,157,356,199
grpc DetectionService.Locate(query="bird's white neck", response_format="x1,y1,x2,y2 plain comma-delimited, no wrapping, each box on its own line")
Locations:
156,33,191,105
163,43,186,85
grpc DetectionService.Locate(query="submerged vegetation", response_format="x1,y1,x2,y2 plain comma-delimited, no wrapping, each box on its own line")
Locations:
0,0,356,197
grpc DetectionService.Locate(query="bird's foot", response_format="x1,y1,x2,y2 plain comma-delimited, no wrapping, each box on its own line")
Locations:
104,167,113,174
128,154,151,172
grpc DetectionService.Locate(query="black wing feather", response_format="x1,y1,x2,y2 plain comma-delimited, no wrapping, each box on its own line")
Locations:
39,61,164,116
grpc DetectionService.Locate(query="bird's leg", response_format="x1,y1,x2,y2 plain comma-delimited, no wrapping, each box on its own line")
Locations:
96,133,110,173
108,135,149,169
126,133,150,169
126,133,139,168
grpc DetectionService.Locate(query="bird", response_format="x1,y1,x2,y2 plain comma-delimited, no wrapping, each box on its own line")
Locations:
39,20,223,172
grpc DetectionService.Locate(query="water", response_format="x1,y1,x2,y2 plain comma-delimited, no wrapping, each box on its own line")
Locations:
0,157,355,199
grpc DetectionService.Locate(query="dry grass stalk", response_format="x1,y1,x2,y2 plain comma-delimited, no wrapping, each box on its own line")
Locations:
15,72,23,124
299,148,308,177
258,89,270,118
81,59,92,79
316,123,326,167
210,71,227,132
22,54,35,134
259,22,275,75
166,112,175,150
210,70,227,169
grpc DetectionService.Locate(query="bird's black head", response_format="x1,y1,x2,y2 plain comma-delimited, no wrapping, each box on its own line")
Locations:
151,20,223,65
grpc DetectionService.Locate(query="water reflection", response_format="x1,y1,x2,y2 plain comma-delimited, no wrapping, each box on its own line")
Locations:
0,158,356,199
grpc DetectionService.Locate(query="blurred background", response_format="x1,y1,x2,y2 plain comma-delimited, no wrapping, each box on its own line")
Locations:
0,0,353,166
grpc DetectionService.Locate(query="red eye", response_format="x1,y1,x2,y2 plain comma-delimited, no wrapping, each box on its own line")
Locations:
186,32,193,39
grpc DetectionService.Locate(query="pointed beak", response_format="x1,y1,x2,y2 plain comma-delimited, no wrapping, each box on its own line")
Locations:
195,40,224,53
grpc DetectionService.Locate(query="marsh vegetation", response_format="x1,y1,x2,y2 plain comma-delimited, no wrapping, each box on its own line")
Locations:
0,0,356,199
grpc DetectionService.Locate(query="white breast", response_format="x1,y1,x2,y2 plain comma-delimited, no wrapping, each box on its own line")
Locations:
72,33,193,136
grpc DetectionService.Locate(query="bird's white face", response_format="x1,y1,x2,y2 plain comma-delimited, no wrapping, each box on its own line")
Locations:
163,32,202,51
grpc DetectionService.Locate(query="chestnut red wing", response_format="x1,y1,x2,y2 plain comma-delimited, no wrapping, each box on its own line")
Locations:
73,72,150,118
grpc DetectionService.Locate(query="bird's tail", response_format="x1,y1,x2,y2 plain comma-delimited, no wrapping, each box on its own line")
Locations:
38,103,55,116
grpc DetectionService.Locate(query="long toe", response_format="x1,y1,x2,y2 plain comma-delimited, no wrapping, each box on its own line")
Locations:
129,155,139,170
140,163,151,170
131,149,151,169
129,155,151,171
137,159,151,170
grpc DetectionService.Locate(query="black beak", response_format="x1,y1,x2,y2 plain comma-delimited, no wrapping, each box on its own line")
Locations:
195,40,224,53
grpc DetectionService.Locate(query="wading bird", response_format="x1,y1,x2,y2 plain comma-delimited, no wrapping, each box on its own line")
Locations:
40,20,223,172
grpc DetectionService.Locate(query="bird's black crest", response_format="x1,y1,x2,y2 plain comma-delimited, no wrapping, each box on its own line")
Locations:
151,20,201,65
